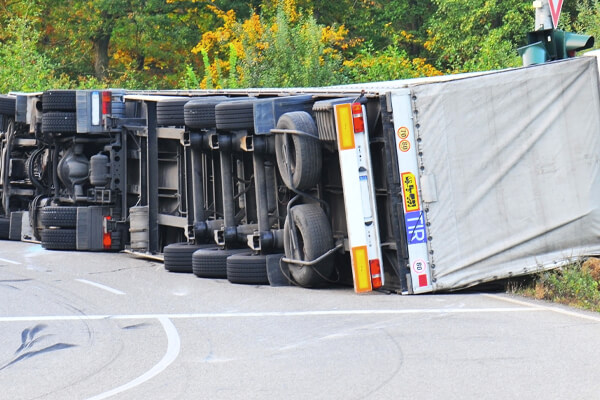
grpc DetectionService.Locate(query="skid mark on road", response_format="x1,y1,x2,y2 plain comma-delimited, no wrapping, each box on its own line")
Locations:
86,317,180,400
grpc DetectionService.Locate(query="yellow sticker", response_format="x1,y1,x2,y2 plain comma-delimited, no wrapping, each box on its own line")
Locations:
399,140,411,152
401,172,420,212
397,127,410,139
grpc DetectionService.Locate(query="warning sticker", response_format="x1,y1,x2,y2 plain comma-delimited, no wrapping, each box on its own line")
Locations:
401,172,420,212
405,210,427,245
399,140,411,152
397,127,409,139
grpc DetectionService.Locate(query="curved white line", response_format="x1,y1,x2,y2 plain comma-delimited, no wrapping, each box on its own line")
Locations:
86,317,181,400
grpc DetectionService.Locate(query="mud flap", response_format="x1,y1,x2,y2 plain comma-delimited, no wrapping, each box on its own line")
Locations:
76,206,104,251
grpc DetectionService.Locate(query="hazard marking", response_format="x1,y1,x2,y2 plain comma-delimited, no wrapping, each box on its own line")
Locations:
399,140,411,152
412,259,427,274
397,127,410,139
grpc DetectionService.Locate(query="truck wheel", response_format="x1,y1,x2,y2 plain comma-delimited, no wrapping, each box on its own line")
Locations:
275,111,322,190
184,97,230,130
164,242,212,273
40,206,77,228
0,95,16,116
42,90,76,111
283,203,334,287
226,252,269,285
41,228,76,250
156,98,189,127
42,112,76,134
215,99,255,131
0,217,9,240
192,247,247,279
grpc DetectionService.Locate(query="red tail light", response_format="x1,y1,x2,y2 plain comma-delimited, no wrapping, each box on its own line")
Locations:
103,216,112,250
102,91,111,115
370,259,382,289
352,103,365,134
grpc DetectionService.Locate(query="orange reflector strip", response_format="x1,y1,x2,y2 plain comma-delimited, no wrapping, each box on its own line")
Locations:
351,103,365,134
335,103,355,150
352,246,372,293
369,259,382,289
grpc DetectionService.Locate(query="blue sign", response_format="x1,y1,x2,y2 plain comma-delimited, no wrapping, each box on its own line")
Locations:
405,211,427,245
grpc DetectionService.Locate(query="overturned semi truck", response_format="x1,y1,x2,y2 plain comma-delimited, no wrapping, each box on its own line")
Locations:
1,55,600,294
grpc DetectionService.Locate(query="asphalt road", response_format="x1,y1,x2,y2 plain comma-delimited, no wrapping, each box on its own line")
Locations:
0,240,599,399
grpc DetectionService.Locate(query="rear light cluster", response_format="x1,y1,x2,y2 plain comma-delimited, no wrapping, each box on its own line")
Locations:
103,216,112,250
351,249,383,292
91,90,112,126
351,102,365,134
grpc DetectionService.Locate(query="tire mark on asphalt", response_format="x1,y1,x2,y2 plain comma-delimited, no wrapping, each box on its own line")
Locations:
0,324,77,371
356,328,404,400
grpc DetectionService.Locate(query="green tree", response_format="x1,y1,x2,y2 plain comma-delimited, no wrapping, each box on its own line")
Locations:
573,0,600,51
239,3,344,87
425,0,532,72
38,0,204,87
343,42,441,83
0,15,66,93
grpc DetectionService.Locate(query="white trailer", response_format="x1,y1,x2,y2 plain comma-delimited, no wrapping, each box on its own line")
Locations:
328,55,600,293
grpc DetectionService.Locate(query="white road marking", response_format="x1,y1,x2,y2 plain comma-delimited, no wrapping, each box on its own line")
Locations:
75,279,126,295
0,257,21,265
86,317,181,400
0,307,542,323
484,293,600,323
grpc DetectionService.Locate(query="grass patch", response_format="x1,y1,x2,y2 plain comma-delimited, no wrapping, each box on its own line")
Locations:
511,257,600,312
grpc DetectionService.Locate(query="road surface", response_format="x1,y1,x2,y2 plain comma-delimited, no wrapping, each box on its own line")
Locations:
0,241,599,399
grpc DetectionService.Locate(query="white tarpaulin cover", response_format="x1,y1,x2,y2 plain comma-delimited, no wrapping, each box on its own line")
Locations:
410,57,600,290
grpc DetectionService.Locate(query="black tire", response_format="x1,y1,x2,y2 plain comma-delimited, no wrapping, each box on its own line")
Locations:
9,212,22,241
283,203,334,287
164,242,213,273
275,111,322,190
156,98,190,127
0,218,9,240
42,112,76,134
0,95,16,116
40,206,78,228
192,247,248,279
41,228,76,250
42,90,76,111
226,252,269,285
215,99,256,131
184,97,231,130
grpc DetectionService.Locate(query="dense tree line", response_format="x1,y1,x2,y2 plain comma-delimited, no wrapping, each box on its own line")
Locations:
0,0,598,92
